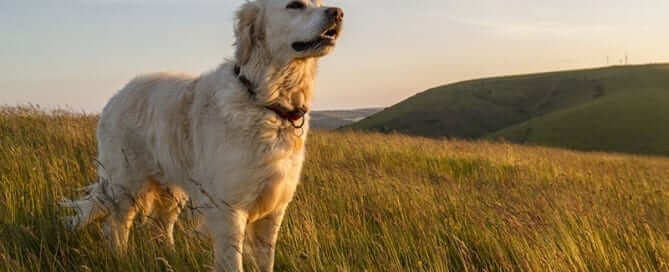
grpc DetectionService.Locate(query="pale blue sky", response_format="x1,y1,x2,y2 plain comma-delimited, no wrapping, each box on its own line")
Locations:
2,0,668,112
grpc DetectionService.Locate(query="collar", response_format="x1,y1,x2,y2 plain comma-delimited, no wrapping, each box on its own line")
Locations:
234,65,307,129
234,65,256,97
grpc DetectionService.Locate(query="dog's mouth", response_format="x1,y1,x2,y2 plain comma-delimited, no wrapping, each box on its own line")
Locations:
292,23,342,52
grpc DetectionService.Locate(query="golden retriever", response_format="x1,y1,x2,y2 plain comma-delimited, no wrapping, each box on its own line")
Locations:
60,0,343,271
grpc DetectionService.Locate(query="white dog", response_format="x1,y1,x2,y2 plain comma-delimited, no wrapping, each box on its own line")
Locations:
60,0,343,271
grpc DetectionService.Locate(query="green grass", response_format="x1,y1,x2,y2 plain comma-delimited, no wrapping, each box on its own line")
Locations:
489,87,669,155
349,64,669,156
1,106,669,271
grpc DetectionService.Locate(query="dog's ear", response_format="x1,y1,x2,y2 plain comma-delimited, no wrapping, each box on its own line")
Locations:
235,2,264,65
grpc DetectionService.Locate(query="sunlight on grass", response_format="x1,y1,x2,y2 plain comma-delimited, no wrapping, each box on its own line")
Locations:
1,106,668,271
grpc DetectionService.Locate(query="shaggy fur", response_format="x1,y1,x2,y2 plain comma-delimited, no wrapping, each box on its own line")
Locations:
60,0,343,271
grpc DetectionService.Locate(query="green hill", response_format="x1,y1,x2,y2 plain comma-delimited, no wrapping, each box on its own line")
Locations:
349,64,669,156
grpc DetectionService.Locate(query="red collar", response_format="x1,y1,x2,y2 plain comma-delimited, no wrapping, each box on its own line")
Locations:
266,105,307,129
266,105,306,122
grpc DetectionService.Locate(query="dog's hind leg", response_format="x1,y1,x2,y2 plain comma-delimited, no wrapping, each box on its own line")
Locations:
147,184,188,246
60,174,154,253
101,177,157,254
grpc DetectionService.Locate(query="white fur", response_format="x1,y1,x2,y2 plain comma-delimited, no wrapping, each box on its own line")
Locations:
60,0,342,271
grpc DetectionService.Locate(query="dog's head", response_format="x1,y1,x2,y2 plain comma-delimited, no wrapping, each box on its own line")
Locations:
235,0,344,65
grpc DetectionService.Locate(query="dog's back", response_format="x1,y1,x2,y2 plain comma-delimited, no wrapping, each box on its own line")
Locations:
98,73,197,178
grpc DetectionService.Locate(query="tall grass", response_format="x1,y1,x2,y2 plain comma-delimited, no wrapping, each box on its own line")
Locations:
1,106,668,271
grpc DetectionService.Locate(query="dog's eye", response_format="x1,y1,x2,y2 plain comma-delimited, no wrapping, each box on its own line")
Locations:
286,1,306,10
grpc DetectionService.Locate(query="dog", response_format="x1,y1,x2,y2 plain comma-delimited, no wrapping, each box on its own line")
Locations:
60,0,343,271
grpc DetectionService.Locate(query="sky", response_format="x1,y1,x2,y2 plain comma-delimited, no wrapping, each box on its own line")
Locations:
1,0,669,112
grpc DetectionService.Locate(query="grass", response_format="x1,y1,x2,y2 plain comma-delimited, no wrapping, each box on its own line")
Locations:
1,106,669,271
349,64,669,156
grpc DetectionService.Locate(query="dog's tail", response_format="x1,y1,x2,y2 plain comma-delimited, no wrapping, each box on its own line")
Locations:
59,180,110,230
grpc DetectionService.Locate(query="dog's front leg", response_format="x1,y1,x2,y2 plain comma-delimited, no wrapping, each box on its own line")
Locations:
204,208,248,272
246,207,287,272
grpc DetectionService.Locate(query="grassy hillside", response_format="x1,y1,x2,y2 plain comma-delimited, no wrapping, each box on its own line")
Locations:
349,64,669,156
1,107,669,271
489,87,669,155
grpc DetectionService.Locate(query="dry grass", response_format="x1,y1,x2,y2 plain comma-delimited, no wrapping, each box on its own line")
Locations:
1,106,668,271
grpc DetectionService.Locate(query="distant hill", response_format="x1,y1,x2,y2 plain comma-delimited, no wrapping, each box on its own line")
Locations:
310,108,382,129
349,64,669,156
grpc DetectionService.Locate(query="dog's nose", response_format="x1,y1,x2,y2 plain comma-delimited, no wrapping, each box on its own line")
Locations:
326,7,344,21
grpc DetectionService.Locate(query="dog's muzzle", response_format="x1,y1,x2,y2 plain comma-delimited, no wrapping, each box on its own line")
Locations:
291,7,344,52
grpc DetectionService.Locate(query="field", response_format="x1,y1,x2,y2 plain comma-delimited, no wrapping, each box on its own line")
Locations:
1,107,669,271
350,64,669,157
